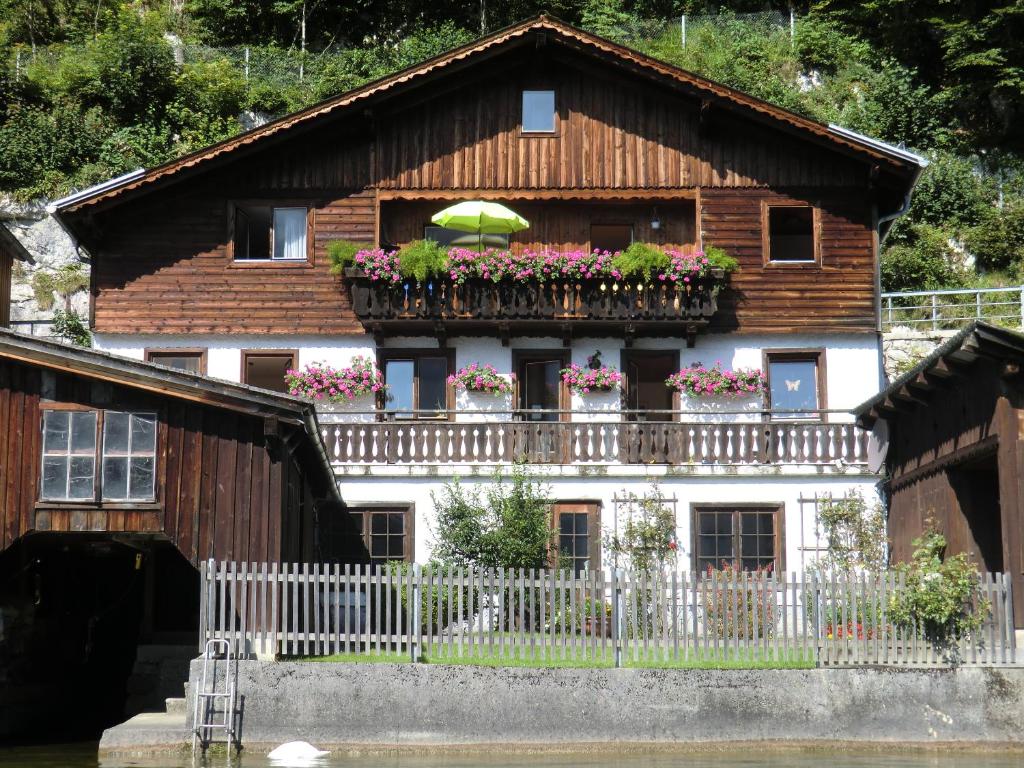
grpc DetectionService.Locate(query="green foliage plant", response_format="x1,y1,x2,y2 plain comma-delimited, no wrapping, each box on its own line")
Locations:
609,241,668,279
326,239,371,275
703,244,738,274
888,521,988,656
964,201,1024,273
603,482,677,572
431,465,553,570
880,224,967,292
52,308,91,347
814,490,888,574
700,562,777,640
386,561,478,636
396,239,448,283
30,264,89,311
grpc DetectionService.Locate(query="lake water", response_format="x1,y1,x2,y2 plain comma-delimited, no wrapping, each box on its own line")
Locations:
2,744,1024,768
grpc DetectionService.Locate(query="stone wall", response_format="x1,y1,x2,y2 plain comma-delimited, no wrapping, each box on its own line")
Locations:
178,660,1024,750
1,197,89,331
882,326,957,379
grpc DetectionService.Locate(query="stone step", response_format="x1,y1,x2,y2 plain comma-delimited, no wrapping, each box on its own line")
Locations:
165,698,187,715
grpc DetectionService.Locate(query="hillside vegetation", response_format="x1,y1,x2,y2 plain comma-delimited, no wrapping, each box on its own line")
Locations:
1,0,1022,292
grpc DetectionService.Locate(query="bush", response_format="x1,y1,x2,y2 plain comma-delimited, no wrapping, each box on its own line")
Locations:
326,239,371,274
700,563,777,640
52,309,91,347
610,241,669,278
963,201,1024,273
396,239,448,283
386,561,479,636
704,244,739,274
880,225,967,291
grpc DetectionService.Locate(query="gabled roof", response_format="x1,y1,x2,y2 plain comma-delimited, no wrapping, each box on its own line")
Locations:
53,15,925,216
0,328,340,502
854,321,1024,428
0,223,34,263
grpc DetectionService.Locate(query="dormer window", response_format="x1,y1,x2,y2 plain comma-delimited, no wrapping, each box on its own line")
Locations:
232,203,308,261
522,90,556,134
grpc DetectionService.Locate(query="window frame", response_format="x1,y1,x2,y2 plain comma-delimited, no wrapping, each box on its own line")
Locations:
377,348,455,421
227,200,315,268
512,349,571,422
100,410,159,503
550,501,601,574
240,349,299,394
145,348,208,375
520,89,559,137
620,349,681,422
761,201,821,267
37,405,163,509
762,348,827,421
691,503,785,575
347,503,415,566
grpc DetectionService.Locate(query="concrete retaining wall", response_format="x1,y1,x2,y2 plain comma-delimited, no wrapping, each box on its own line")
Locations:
186,660,1024,749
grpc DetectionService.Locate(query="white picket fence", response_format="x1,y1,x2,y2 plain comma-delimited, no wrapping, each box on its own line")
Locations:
199,561,1016,667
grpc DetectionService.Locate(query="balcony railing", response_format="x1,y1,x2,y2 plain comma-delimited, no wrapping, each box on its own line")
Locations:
318,410,868,468
349,274,720,339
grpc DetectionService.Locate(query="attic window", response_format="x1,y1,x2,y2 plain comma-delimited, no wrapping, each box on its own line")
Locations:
233,204,308,261
766,205,816,263
522,90,556,133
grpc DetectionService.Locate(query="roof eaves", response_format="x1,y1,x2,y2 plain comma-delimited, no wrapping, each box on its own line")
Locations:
827,124,929,169
0,223,34,263
47,168,146,213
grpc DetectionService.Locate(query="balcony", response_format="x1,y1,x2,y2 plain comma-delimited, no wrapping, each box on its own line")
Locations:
348,273,721,344
317,410,869,471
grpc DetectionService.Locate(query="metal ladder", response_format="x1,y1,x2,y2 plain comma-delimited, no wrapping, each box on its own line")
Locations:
191,638,238,755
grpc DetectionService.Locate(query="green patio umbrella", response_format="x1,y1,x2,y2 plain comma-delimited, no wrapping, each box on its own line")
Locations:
430,200,529,249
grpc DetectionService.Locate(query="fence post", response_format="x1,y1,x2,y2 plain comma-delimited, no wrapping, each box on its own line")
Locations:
931,293,938,332
198,559,208,653
789,8,795,45
680,15,686,47
244,46,250,83
1019,285,1024,329
613,569,624,668
410,564,421,663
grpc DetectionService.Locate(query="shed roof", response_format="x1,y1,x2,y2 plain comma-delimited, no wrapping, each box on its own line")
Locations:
854,321,1024,428
51,15,926,218
0,328,340,503
0,223,34,263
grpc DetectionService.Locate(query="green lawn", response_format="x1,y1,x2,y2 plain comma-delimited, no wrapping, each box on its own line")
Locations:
297,648,815,669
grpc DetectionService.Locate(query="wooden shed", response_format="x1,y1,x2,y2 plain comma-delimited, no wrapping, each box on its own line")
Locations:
855,322,1024,626
0,223,32,328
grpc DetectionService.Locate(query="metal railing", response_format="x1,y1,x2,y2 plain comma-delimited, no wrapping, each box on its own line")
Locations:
317,409,868,467
200,561,1016,667
881,286,1024,332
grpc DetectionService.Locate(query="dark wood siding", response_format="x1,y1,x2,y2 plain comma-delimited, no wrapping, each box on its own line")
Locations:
0,358,315,565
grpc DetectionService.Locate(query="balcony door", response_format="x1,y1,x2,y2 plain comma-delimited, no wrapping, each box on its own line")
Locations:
622,350,678,421
514,350,569,462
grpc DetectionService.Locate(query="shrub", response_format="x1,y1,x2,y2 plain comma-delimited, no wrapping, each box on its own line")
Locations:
880,225,967,291
604,483,677,572
700,563,777,640
888,522,988,652
386,561,479,636
52,309,91,347
610,241,669,279
326,239,371,274
447,363,513,395
964,201,1024,273
666,361,765,397
815,490,888,574
284,358,385,402
396,239,448,283
704,244,739,274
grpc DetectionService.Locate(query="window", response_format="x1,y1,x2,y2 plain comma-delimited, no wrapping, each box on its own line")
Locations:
424,226,509,250
765,351,824,419
522,90,556,133
242,351,297,394
41,410,97,500
102,412,157,501
233,204,308,261
40,409,158,503
590,224,633,254
766,205,815,263
347,505,413,566
694,506,781,573
380,351,451,419
145,349,206,375
552,502,600,575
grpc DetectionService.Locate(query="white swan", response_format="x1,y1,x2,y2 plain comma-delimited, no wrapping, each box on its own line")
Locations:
267,740,330,764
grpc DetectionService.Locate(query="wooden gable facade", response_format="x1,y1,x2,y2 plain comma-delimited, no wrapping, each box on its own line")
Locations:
0,330,363,566
856,322,1024,626
55,16,923,339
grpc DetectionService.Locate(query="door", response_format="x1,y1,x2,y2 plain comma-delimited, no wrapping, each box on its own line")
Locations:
623,350,678,420
515,351,569,462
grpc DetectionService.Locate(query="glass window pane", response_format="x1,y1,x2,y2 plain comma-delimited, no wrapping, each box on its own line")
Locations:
560,515,575,534
699,513,715,536
759,513,774,535
574,514,589,535
44,411,70,453
129,457,155,500
388,513,404,534
273,208,307,260
42,456,68,498
522,90,555,132
769,359,818,416
759,536,774,557
717,535,733,560
371,536,388,557
768,206,814,261
71,412,96,454
371,513,388,534
576,537,588,557
385,360,414,416
388,536,404,557
103,457,129,500
148,353,202,373
103,412,130,454
68,456,94,499
741,534,756,557
716,512,733,535
234,205,271,260
522,360,561,421
418,357,448,414
131,414,157,454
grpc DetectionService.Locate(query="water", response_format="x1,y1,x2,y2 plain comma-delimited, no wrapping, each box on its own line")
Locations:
1,745,1024,768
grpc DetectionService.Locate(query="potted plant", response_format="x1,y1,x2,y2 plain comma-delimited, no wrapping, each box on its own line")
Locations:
561,352,622,395
285,357,385,414
447,363,514,395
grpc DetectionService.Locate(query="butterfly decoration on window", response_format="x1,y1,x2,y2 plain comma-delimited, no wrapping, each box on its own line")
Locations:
785,379,801,392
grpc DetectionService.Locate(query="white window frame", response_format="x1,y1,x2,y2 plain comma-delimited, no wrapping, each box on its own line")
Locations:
101,412,158,502
521,90,557,134
39,410,98,501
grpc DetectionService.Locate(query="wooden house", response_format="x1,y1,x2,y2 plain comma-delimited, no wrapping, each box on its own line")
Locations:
855,321,1024,627
47,15,927,577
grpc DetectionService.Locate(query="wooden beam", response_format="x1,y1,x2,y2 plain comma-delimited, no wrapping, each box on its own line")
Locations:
375,188,699,202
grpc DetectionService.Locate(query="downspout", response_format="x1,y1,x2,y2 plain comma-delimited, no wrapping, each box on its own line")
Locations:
302,407,343,504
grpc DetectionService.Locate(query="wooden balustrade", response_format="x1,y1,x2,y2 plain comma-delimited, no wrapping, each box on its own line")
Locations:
319,419,868,467
349,275,719,324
